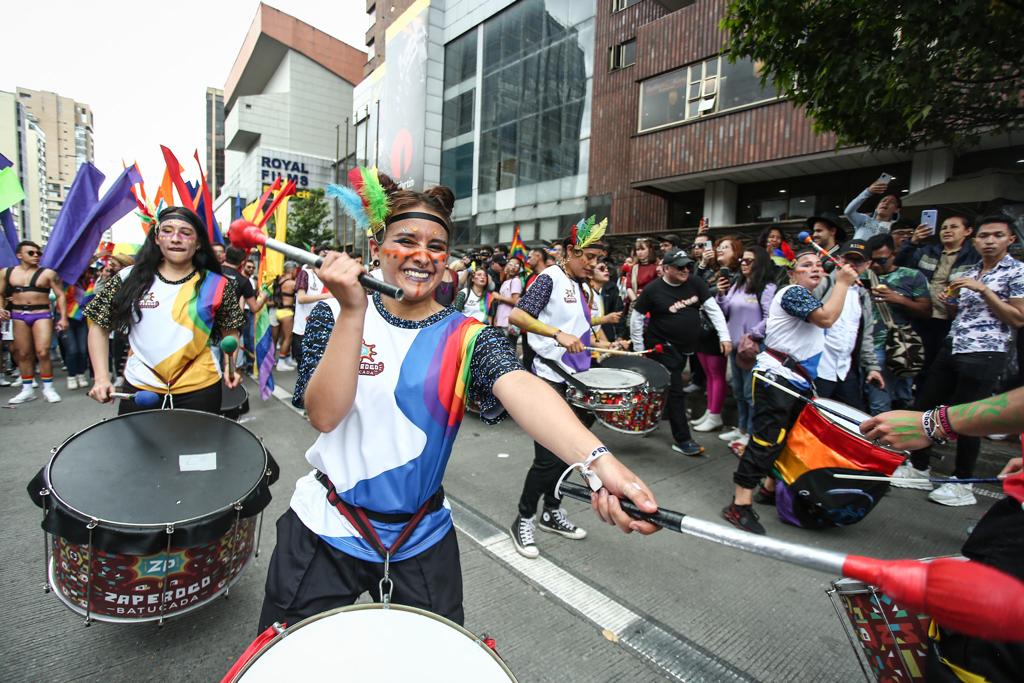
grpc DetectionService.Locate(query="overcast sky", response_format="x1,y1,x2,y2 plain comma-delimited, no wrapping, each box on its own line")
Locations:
4,0,366,241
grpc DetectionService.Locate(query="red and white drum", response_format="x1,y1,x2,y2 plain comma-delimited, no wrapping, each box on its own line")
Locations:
29,409,278,623
224,604,518,682
595,356,671,435
564,368,645,412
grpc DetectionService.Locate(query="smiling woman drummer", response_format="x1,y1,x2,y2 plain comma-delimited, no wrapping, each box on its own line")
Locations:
83,206,244,413
258,170,659,631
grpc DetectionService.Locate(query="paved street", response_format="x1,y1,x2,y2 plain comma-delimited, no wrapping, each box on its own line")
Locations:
0,369,1012,682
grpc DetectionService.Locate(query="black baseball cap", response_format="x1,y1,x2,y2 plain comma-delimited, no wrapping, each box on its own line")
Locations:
839,240,869,259
662,249,694,269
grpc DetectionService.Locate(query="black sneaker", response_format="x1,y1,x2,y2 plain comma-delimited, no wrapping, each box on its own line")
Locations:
510,515,539,559
671,440,704,457
539,507,587,540
722,503,766,535
753,485,776,506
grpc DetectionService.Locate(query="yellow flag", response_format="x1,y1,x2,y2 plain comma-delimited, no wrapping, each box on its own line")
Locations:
262,194,291,288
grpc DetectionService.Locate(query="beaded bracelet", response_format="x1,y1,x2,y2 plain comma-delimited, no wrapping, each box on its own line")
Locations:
921,408,948,445
936,405,958,441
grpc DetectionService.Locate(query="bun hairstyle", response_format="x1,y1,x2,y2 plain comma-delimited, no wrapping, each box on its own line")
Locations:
377,171,455,230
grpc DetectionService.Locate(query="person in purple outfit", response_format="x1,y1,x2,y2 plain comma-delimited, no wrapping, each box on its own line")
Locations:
715,246,776,453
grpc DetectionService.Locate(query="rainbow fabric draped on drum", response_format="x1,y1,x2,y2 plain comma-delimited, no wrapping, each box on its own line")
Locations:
773,399,905,528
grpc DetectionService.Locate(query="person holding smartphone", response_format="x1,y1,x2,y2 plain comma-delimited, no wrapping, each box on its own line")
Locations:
895,212,980,377
844,174,903,240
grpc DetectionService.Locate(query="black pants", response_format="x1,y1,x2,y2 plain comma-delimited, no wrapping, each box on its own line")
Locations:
258,509,464,632
665,356,695,445
914,317,952,388
733,373,809,490
117,380,222,415
517,377,594,517
291,332,303,364
816,366,865,412
909,346,1006,478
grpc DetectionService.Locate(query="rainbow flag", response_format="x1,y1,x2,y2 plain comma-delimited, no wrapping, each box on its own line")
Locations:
508,225,528,265
66,280,96,321
252,304,275,400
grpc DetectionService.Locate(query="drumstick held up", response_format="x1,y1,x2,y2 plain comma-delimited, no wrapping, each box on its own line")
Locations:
557,480,1024,642
228,219,404,301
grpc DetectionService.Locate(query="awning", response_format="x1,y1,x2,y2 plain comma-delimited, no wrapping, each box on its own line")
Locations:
901,169,1024,207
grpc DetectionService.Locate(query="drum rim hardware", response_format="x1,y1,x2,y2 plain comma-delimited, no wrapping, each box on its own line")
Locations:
228,603,518,681
43,408,269,529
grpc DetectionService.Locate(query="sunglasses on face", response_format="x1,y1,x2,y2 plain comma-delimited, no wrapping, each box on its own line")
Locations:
873,257,889,265
23,250,40,257
738,258,753,265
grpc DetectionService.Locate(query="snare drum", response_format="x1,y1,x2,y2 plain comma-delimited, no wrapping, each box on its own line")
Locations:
564,368,646,412
28,410,278,623
221,381,250,421
827,577,932,682
771,398,907,527
225,604,517,682
596,356,670,434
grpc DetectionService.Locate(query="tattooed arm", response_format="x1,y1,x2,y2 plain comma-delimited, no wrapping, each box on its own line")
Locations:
859,386,1024,451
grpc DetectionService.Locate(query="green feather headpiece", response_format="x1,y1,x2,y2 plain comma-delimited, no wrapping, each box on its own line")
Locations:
570,215,608,250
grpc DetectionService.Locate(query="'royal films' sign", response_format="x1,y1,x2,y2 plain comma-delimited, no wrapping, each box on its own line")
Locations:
255,149,333,200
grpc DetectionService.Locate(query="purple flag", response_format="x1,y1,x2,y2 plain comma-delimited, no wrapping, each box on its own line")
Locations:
40,163,105,275
53,165,141,284
0,152,21,267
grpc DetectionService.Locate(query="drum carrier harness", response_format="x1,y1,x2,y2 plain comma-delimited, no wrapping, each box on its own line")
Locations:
314,471,445,606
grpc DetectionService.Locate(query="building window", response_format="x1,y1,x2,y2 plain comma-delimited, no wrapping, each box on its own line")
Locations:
638,55,777,133
367,38,375,62
611,0,641,12
367,4,376,30
609,39,636,71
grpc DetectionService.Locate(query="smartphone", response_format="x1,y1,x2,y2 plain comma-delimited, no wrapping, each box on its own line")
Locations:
718,267,731,279
921,209,938,235
877,172,894,184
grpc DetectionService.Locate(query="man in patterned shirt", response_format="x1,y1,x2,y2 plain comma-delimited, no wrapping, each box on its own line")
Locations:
864,234,931,414
893,215,1024,506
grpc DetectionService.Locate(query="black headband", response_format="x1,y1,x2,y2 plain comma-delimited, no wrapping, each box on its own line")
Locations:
385,211,451,232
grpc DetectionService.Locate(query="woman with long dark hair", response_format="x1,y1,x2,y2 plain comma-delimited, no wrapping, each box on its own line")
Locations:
84,206,244,413
715,246,776,452
258,170,658,632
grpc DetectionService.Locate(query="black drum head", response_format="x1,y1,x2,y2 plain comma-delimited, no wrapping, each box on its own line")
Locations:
601,355,671,390
48,410,267,527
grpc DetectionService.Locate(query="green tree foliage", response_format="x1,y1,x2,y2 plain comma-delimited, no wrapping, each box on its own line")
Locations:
722,0,1024,150
285,188,333,250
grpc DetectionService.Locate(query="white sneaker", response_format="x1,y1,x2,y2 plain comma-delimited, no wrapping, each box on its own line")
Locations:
67,376,79,390
683,382,701,394
693,413,724,432
928,480,976,507
42,386,61,403
275,359,292,372
0,376,10,387
690,410,709,425
8,387,36,404
890,463,933,490
77,373,89,386
719,427,744,442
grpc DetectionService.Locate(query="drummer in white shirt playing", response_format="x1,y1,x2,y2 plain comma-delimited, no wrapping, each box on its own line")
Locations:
723,248,859,535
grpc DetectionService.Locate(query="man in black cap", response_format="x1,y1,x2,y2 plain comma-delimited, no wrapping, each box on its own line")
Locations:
807,212,847,272
814,240,883,408
487,253,506,292
634,249,731,456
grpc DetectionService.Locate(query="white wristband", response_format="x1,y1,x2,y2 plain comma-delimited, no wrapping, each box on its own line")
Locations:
555,446,609,497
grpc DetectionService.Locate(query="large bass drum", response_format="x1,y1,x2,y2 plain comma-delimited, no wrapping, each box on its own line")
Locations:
28,409,279,624
224,604,517,682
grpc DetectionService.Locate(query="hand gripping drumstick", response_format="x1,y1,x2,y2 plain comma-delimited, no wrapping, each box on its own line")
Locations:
220,336,238,383
557,480,1024,642
228,220,405,301
109,390,161,408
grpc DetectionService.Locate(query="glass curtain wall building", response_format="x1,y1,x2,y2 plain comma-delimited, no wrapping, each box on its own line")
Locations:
440,0,594,246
